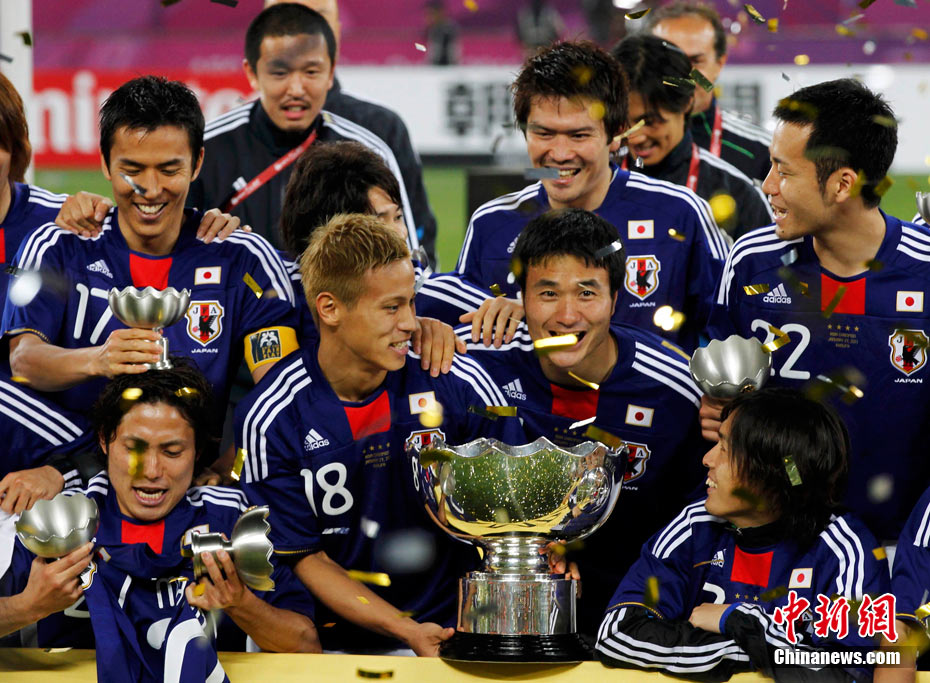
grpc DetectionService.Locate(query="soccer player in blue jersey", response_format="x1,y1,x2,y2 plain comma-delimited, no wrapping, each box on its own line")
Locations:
456,207,706,636
456,40,729,352
235,213,524,656
597,388,890,680
704,78,930,542
0,361,319,680
2,76,298,438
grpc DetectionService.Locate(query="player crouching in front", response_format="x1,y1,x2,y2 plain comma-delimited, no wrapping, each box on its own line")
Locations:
596,388,891,681
0,361,319,681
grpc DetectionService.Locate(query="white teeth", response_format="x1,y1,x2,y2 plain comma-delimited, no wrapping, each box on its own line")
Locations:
135,489,164,501
137,204,165,215
558,169,578,177
706,478,717,488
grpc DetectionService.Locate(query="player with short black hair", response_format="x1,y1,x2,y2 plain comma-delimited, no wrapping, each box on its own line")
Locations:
598,387,889,680
706,78,930,543
612,35,772,237
458,207,706,635
0,360,320,679
236,213,524,655
647,1,772,182
458,40,729,352
245,2,337,72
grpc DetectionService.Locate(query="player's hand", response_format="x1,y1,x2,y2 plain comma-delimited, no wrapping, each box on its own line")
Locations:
55,192,113,237
186,548,247,611
459,297,524,348
193,467,224,487
542,542,581,596
412,317,466,377
688,602,729,634
0,466,65,514
21,541,94,621
699,395,729,442
93,328,162,378
404,621,455,657
196,208,251,244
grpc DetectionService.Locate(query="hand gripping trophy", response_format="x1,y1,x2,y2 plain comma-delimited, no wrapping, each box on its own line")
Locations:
407,437,626,662
108,286,191,370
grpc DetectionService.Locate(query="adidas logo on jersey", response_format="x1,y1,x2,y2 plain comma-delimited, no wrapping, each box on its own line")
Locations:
762,283,792,304
502,379,526,401
506,236,519,254
711,550,725,568
86,259,113,278
303,428,330,451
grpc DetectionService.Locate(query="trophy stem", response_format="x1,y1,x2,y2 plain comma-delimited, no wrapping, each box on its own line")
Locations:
149,333,173,370
481,537,550,574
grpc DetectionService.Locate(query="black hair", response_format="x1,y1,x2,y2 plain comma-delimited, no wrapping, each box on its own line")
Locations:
512,41,629,140
512,208,625,296
612,35,695,117
99,76,204,168
645,1,727,59
245,4,337,71
91,358,215,462
773,78,897,209
280,141,402,257
721,387,849,547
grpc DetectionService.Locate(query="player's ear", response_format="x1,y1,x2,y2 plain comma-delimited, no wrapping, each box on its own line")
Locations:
831,167,861,204
243,58,259,92
190,147,205,182
100,152,112,182
315,292,341,327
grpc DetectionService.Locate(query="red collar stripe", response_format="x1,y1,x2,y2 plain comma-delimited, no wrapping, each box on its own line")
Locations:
129,254,172,289
121,518,165,554
344,390,392,441
820,274,866,316
730,546,773,587
550,383,599,421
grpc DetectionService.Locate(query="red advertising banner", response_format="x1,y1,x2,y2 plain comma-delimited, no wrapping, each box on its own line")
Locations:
33,70,252,167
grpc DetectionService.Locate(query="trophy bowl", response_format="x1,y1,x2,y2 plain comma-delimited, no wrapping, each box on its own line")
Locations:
408,437,625,663
16,493,99,558
690,335,772,399
917,191,930,224
108,286,191,370
189,506,275,591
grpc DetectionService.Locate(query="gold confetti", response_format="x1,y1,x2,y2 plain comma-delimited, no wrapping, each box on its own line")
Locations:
347,571,392,587
667,228,686,242
588,101,606,121
778,98,818,122
875,175,894,197
17,31,32,47
864,259,884,271
571,65,593,86
418,402,444,428
858,0,878,8
912,28,928,41
395,611,416,618
122,387,143,401
626,8,651,20
743,283,771,295
841,385,864,404
533,333,578,351
467,405,498,421
653,305,685,332
242,273,262,298
568,371,599,390
356,595,371,605
175,387,198,398
783,455,803,486
550,542,566,556
689,69,714,92
744,4,766,23
644,576,660,607
767,18,778,32
489,283,504,297
761,325,790,353
463,0,478,11
414,43,426,52
733,487,767,511
873,114,897,128
485,405,517,416
493,508,511,523
323,622,336,628
835,24,856,36
584,425,624,450
10,376,29,384
710,194,737,226
794,54,810,66
127,452,142,478
892,329,930,348
849,170,867,198
872,547,887,561
664,76,695,90
621,118,646,140
509,256,523,279
357,669,394,679
231,448,246,481
661,340,691,362
761,585,788,601
193,584,206,597
821,285,847,318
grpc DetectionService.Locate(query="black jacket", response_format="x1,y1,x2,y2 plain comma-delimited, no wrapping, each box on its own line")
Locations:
691,97,773,183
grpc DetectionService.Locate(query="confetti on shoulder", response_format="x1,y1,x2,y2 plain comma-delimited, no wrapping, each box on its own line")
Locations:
243,273,263,298
584,425,624,450
743,283,771,295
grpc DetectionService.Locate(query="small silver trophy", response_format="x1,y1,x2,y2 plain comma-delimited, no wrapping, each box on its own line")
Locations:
186,506,275,591
108,286,191,370
689,335,772,399
408,437,624,662
917,191,930,224
16,493,100,558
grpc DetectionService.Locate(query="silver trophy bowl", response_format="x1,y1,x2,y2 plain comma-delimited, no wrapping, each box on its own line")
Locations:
108,286,191,370
188,506,275,591
16,493,99,558
917,192,930,224
690,335,772,399
408,437,624,662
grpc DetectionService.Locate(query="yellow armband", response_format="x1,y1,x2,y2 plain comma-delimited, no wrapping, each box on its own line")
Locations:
244,326,298,372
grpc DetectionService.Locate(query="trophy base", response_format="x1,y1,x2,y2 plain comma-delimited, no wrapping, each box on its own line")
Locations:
147,359,174,371
439,631,592,663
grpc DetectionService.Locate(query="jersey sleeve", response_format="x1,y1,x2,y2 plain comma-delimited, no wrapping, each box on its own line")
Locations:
705,240,743,341
2,228,69,344
455,209,487,285
683,198,729,338
415,270,493,326
891,486,930,624
443,354,525,445
227,234,299,341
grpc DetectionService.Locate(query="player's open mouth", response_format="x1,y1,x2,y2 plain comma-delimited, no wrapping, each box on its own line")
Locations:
771,205,788,220
631,141,657,159
282,103,309,119
390,340,410,354
549,330,586,344
133,487,167,506
135,203,166,218
553,168,580,178
706,477,718,489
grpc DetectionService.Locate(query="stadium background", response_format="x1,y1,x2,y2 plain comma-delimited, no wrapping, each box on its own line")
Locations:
25,0,930,270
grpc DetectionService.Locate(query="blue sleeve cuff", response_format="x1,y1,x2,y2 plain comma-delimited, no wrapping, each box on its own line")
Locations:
719,602,743,635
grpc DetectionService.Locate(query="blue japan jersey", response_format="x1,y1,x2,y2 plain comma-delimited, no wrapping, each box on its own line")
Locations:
458,323,707,618
2,209,297,419
0,183,66,316
599,501,889,677
235,343,524,650
456,166,730,351
709,215,930,539
891,484,930,625
0,473,314,667
0,371,92,480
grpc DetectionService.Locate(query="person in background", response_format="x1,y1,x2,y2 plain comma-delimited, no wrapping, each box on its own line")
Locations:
516,0,564,53
425,0,460,66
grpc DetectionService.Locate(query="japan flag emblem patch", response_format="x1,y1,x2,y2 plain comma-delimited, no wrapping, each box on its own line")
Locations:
889,329,928,376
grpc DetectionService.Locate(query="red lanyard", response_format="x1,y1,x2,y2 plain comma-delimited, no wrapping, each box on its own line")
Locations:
223,129,317,211
709,106,723,157
622,142,701,192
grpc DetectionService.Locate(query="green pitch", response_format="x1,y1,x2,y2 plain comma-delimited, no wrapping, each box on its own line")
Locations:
35,166,928,272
